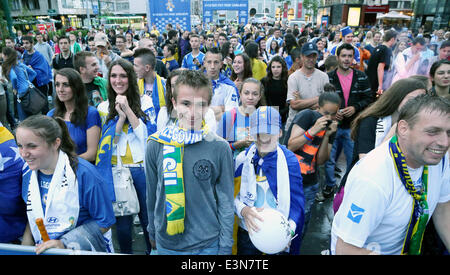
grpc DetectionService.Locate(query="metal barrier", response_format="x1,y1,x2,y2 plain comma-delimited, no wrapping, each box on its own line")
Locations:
0,243,117,255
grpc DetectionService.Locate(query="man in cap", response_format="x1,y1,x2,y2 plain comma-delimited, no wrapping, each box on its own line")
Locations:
94,32,120,77
234,106,305,255
329,26,361,67
285,42,329,132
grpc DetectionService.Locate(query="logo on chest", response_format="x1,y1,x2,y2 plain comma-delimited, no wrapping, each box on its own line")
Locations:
193,159,213,181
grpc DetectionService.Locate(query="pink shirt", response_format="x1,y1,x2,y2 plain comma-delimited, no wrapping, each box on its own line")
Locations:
337,70,353,107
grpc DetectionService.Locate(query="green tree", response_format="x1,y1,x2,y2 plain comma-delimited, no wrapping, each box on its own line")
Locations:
302,0,319,21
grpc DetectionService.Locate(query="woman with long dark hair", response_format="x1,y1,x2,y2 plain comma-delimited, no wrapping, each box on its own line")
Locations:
48,68,101,163
96,58,157,254
231,53,253,92
261,55,289,125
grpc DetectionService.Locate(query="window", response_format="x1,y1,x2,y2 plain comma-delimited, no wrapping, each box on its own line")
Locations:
11,0,21,11
21,0,40,10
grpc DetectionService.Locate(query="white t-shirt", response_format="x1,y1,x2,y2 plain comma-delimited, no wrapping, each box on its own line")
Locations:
331,140,450,255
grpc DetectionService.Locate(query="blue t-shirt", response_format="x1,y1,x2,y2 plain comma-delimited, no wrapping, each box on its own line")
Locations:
47,106,101,155
217,107,252,158
182,52,205,70
23,157,115,229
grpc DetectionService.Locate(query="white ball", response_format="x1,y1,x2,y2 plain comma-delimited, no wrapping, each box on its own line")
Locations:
249,208,292,254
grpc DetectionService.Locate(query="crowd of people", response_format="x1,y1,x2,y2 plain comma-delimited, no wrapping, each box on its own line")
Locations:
0,19,449,255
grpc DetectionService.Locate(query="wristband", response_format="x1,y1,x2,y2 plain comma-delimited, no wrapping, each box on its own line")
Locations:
230,142,236,151
115,132,122,137
304,131,314,140
303,133,312,141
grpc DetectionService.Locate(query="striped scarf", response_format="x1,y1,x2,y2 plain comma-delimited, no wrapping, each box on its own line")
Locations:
389,135,429,255
149,123,209,235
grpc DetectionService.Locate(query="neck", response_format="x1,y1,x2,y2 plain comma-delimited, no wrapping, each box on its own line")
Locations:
397,138,421,169
272,75,281,80
338,67,352,76
145,71,155,84
61,50,71,58
27,48,35,54
192,48,199,55
301,66,315,76
40,151,59,175
81,74,94,84
435,85,449,97
65,100,75,114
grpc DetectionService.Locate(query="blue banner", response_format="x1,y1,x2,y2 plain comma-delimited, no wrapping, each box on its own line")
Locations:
203,0,248,25
149,0,191,31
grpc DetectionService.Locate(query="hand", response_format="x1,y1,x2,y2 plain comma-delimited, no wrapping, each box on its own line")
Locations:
376,88,383,97
309,116,330,136
326,120,338,136
241,206,264,234
341,106,356,117
35,239,65,255
115,95,130,113
115,101,126,119
293,91,300,100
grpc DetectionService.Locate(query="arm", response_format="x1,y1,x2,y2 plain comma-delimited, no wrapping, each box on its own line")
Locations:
336,237,379,255
432,201,450,251
216,144,235,255
144,141,159,249
287,124,308,152
289,96,319,111
316,121,338,165
79,125,101,162
377,62,385,92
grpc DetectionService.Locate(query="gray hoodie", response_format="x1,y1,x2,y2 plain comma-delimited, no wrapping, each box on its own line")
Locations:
145,132,234,254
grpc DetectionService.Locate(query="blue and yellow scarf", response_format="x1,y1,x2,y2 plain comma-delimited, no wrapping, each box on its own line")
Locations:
389,135,429,255
149,123,209,235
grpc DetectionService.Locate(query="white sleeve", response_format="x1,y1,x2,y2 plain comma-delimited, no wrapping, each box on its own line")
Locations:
224,86,239,111
332,176,389,248
439,154,450,203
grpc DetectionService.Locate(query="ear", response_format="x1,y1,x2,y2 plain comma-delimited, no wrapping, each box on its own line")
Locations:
54,137,62,152
396,119,409,139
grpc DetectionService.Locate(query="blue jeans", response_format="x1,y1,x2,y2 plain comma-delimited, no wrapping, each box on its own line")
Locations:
324,128,354,188
115,166,152,254
156,240,220,255
301,182,319,237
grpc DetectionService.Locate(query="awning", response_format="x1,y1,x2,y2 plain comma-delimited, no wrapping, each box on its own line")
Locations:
376,11,411,20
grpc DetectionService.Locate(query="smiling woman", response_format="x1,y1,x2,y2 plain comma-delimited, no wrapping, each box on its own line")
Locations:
16,115,115,254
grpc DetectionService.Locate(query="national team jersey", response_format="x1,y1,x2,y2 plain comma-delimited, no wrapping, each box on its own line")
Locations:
182,51,205,70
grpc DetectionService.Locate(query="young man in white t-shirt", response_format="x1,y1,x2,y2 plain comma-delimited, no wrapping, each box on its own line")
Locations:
331,94,450,255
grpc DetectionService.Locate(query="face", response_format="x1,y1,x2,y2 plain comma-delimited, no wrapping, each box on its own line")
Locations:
399,109,450,168
302,53,318,70
36,35,43,43
88,40,96,52
318,102,339,121
163,45,170,58
204,53,222,79
55,74,74,103
5,39,14,48
433,64,450,88
373,33,381,43
59,38,70,52
316,40,324,51
232,55,245,74
398,89,427,111
344,33,354,44
81,56,99,80
397,42,407,53
256,133,279,156
172,85,210,130
16,127,59,172
190,37,200,50
230,38,238,47
23,40,33,51
133,57,150,79
206,37,214,47
439,46,450,60
240,82,261,109
412,43,425,54
338,49,354,71
115,38,125,49
271,61,283,79
218,36,227,47
110,65,129,95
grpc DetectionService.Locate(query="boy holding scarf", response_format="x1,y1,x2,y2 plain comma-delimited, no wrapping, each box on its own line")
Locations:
144,70,235,255
332,95,450,255
234,106,305,255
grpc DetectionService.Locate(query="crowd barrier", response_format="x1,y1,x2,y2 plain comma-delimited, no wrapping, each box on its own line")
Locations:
0,243,118,255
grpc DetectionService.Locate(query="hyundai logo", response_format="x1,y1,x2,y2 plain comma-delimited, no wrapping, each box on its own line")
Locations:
47,217,59,223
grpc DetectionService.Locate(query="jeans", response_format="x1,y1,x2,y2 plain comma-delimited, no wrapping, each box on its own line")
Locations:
156,240,220,255
301,182,319,237
115,166,152,254
237,227,289,255
324,128,354,188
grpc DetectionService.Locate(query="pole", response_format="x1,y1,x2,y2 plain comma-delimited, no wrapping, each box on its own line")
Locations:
1,0,14,38
87,0,92,29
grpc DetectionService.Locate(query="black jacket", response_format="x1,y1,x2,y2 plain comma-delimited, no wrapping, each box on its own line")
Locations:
327,69,373,129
